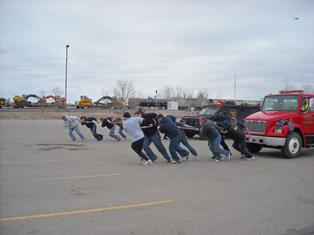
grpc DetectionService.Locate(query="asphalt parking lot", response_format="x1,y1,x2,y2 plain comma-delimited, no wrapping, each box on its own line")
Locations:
0,120,314,235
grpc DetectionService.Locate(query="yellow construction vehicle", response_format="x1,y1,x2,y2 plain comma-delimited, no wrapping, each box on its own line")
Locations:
75,96,93,108
13,94,45,108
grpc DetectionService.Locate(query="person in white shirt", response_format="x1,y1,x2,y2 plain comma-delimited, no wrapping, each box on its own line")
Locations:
122,112,152,166
62,115,85,141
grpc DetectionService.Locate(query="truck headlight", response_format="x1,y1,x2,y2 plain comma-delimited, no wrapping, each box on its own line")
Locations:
275,126,283,134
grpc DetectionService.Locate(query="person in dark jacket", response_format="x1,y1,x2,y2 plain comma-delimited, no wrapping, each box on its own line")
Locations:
100,117,126,141
80,116,103,141
167,115,199,161
157,114,189,164
222,119,254,160
134,111,173,163
199,116,230,161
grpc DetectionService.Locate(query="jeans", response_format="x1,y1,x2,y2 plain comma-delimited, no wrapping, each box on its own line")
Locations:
143,131,171,161
68,125,85,141
180,135,198,156
208,135,229,158
169,135,189,162
232,140,253,158
90,125,103,141
131,138,150,161
109,125,126,139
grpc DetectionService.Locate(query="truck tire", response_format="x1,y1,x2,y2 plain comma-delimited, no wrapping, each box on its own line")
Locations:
281,132,302,159
246,143,262,154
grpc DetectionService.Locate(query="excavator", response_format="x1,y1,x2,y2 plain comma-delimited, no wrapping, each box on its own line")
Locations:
75,96,124,109
13,94,45,108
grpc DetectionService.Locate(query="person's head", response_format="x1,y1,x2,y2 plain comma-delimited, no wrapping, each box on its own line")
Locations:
134,110,142,117
156,113,164,123
61,116,67,121
80,116,86,121
199,115,207,126
123,112,131,120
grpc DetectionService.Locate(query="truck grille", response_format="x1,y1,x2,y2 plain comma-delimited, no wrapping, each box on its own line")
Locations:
246,120,266,134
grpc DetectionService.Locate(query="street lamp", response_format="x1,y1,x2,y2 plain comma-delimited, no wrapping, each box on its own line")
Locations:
64,44,70,105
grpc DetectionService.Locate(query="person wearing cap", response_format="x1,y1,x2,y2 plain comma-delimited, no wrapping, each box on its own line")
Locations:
80,116,103,141
199,115,231,162
122,112,152,166
134,111,174,163
61,115,85,141
157,114,189,164
222,119,254,160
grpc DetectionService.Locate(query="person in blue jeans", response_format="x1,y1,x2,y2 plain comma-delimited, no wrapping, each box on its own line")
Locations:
222,119,254,160
199,116,230,162
80,116,103,141
167,115,199,161
62,115,85,141
134,111,173,163
157,114,189,164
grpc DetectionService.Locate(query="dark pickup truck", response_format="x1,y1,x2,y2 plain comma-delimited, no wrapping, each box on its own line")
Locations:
181,104,260,138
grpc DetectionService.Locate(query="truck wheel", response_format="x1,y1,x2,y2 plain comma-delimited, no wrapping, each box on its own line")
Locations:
281,132,302,159
184,130,195,138
246,143,262,154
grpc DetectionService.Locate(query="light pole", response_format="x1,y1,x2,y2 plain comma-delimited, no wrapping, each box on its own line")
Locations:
64,45,70,105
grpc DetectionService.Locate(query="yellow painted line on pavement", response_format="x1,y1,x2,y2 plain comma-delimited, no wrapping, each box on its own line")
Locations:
1,159,82,164
29,173,123,181
0,200,175,222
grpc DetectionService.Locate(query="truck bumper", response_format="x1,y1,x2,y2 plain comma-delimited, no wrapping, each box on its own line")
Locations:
246,135,286,147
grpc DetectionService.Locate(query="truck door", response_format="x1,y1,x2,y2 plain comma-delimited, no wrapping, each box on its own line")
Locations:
301,96,314,146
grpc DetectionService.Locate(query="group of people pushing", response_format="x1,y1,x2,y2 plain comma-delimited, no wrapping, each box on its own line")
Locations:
61,110,254,166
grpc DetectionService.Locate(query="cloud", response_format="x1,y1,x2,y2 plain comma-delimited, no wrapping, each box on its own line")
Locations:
0,0,313,101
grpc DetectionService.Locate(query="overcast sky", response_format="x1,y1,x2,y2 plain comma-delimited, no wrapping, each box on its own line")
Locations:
0,0,313,102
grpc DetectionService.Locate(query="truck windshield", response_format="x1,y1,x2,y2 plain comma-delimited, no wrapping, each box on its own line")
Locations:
198,107,218,115
262,95,299,112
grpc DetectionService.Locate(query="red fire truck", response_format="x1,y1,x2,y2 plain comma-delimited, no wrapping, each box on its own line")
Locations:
244,90,314,158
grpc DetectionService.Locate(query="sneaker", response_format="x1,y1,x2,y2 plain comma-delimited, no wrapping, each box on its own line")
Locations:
182,155,189,161
211,156,216,160
215,155,226,162
142,159,153,166
171,160,181,164
244,156,255,161
116,136,121,141
225,153,231,160
194,156,200,161
167,159,176,164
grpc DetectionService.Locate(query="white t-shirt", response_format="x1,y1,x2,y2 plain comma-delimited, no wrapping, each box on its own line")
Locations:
123,117,144,143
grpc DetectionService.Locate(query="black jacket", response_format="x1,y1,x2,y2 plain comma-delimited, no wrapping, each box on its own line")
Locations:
141,113,158,137
81,117,97,129
101,118,114,129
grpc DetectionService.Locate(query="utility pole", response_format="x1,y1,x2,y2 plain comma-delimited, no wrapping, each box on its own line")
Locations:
65,45,70,105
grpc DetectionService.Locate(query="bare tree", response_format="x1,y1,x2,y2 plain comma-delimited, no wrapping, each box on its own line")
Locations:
51,87,64,97
160,86,175,99
302,84,314,93
282,79,297,90
38,89,47,98
113,80,135,105
196,88,209,107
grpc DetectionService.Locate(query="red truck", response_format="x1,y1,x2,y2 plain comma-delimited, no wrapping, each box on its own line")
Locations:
244,90,314,158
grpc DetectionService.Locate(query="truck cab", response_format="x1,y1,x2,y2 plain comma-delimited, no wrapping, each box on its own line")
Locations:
245,90,314,158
